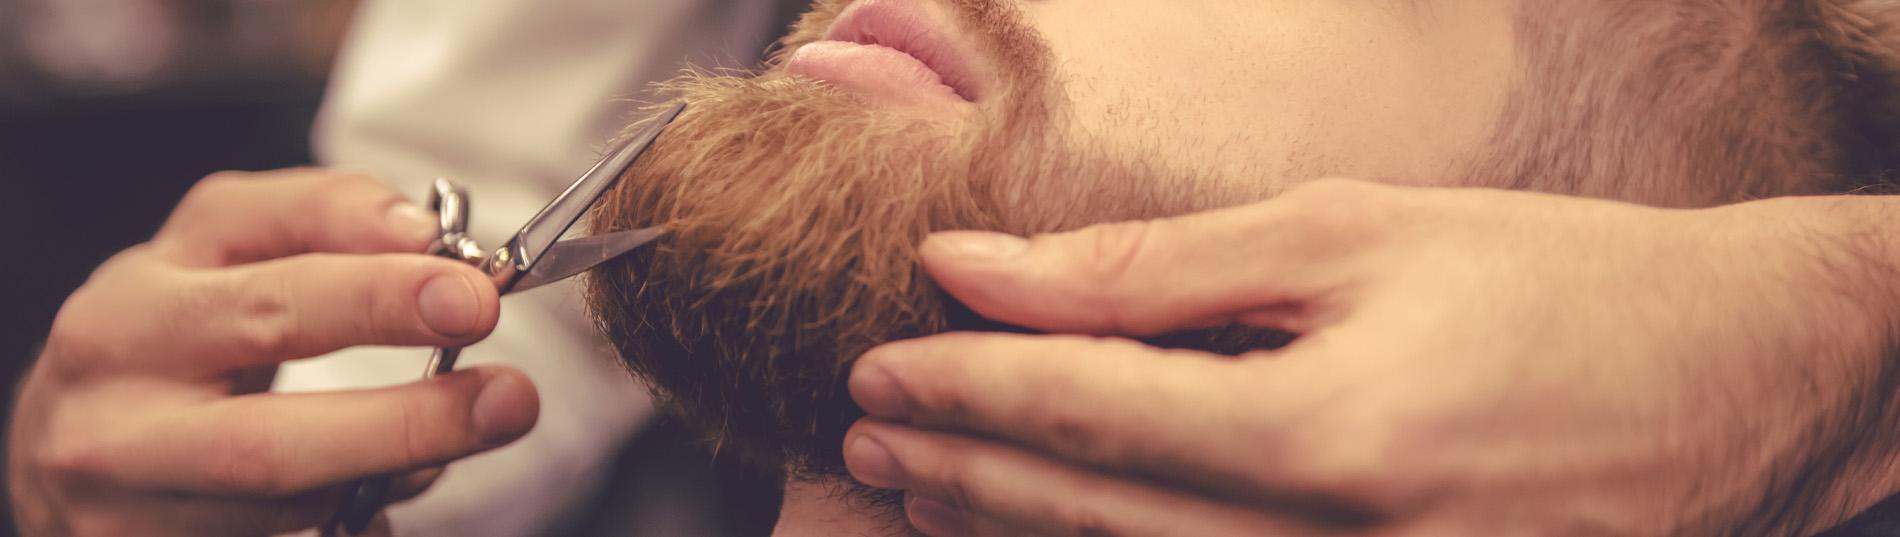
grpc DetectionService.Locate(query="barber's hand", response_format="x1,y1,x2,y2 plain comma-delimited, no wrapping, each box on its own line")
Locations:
844,179,1900,537
9,169,541,537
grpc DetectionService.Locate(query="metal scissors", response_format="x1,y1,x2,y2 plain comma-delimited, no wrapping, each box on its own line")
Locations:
325,102,686,534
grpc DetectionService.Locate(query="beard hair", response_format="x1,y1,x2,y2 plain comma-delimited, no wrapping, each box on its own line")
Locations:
582,66,1244,469
582,1,1284,527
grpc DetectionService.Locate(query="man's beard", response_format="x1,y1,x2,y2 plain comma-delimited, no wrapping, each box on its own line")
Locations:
582,0,1274,500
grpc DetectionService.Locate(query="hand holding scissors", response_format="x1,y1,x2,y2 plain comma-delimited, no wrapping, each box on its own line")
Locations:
8,104,680,537
328,103,685,533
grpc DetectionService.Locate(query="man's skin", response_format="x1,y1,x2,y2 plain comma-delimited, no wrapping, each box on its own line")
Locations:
844,184,1900,536
994,0,1517,188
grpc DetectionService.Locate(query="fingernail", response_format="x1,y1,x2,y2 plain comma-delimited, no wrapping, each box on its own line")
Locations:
851,364,914,418
908,496,974,537
928,231,1029,261
472,372,536,444
418,274,481,337
386,202,439,247
845,433,905,488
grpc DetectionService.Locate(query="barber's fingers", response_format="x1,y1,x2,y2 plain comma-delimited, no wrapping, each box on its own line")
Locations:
59,252,499,375
852,332,1350,505
153,169,440,267
71,366,537,497
183,253,498,370
922,179,1401,336
847,421,1330,537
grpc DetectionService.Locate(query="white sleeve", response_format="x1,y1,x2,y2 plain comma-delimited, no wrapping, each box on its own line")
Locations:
279,0,781,535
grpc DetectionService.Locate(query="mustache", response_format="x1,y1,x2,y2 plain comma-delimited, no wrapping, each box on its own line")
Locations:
772,0,1056,104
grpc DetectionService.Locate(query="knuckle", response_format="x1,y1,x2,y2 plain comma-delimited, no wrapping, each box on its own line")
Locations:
363,259,425,340
43,302,105,374
89,244,150,275
205,427,294,495
41,267,150,374
1040,402,1109,462
178,172,248,213
233,317,295,362
395,387,438,468
220,267,298,354
927,450,982,513
909,366,975,426
218,270,298,358
1072,221,1158,328
1289,404,1438,511
1079,221,1154,290
35,435,110,485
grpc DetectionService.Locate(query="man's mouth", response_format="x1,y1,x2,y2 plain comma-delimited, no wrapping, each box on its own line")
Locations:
785,0,983,109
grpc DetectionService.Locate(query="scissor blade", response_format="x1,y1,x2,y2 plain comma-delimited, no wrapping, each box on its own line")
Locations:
508,227,666,294
507,102,685,276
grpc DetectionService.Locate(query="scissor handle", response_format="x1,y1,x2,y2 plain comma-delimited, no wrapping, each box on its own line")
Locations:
327,180,481,535
428,179,469,234
426,179,487,263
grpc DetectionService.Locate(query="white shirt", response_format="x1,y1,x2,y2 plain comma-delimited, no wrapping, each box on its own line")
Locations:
278,1,782,534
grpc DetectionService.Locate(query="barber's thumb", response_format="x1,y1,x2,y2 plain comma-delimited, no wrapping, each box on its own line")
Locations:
921,208,1330,336
920,223,1191,335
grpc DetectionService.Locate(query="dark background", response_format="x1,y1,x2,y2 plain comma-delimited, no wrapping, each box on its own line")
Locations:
1,1,344,372
2,1,344,369
2,1,1899,536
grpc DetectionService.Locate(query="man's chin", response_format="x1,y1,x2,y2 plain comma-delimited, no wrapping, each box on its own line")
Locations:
586,70,1002,480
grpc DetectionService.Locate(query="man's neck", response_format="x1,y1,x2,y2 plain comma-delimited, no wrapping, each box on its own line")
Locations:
771,479,912,537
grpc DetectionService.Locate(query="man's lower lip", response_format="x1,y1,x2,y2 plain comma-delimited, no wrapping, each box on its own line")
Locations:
785,41,970,108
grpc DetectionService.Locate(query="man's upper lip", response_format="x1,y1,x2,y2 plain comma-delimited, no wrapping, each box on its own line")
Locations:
824,0,983,101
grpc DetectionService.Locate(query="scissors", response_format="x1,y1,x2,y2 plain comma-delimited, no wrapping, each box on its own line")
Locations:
325,102,686,535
